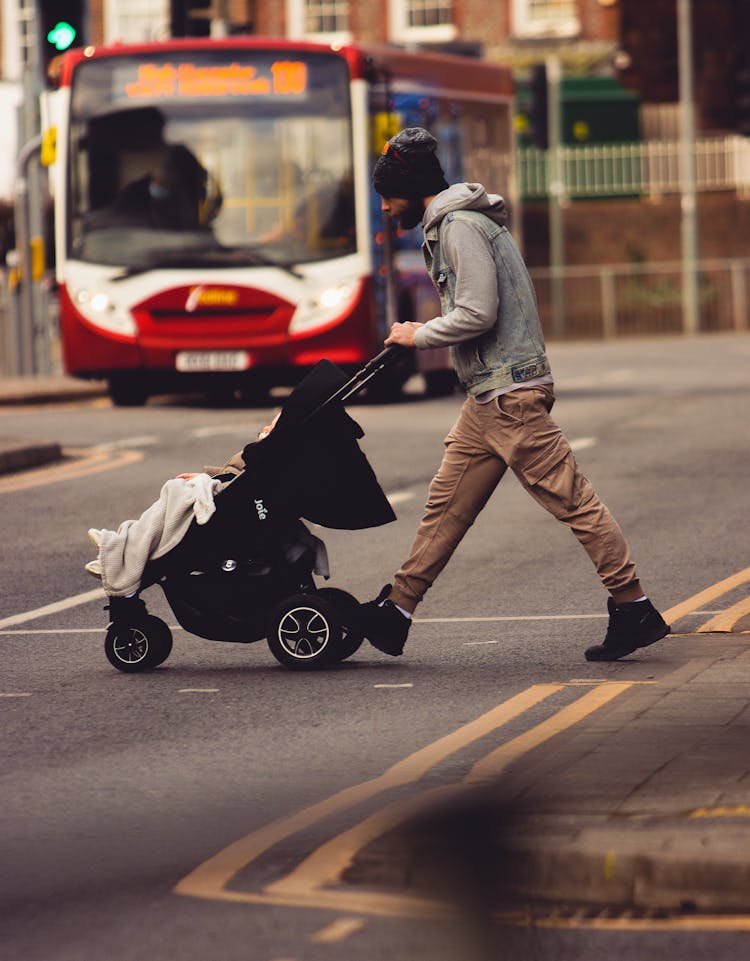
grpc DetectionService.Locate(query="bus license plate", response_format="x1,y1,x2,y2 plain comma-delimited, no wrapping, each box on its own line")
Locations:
175,351,250,372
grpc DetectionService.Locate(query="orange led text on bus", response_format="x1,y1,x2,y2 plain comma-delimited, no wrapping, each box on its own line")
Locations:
125,61,308,99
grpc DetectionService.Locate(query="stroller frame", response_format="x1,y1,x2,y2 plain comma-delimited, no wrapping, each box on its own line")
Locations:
102,346,406,672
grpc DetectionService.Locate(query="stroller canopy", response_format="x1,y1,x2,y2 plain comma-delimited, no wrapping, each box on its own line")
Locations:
241,360,397,531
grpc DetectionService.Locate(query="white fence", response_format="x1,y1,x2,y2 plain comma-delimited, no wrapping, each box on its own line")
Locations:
529,257,750,340
519,135,750,200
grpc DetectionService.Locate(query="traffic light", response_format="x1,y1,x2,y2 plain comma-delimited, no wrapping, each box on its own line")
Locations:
170,0,213,38
529,63,549,150
39,0,85,82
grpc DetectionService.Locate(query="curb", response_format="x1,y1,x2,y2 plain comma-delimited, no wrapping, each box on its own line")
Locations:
0,382,107,406
0,439,64,475
345,798,750,915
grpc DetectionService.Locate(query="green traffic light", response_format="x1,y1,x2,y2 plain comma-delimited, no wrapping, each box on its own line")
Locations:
47,21,77,52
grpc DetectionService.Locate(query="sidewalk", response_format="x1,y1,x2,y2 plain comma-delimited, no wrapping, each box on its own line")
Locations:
0,375,106,475
347,633,750,916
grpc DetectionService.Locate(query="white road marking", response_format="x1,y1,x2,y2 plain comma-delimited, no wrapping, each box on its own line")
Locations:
310,917,366,943
0,588,104,630
386,490,414,506
0,626,190,635
94,436,159,450
570,436,597,451
179,688,220,694
190,425,257,438
416,613,607,623
373,683,413,689
561,368,634,390
0,611,609,637
0,693,32,698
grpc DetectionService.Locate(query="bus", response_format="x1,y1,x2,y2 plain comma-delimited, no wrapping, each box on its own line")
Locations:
49,39,516,405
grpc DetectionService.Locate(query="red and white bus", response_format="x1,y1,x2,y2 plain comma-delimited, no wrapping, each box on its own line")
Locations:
49,38,516,405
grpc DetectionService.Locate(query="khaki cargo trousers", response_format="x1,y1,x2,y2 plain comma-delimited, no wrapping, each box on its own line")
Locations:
389,385,642,613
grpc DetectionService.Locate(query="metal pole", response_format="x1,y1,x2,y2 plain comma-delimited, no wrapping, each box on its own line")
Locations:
678,0,699,334
547,56,565,338
14,134,42,374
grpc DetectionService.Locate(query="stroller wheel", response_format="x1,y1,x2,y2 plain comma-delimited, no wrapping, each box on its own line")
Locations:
104,616,173,673
317,588,364,661
266,594,343,670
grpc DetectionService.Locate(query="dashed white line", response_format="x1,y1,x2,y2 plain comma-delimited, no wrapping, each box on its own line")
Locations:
310,917,366,943
190,425,257,438
386,490,414,506
416,613,607,623
570,436,597,451
373,683,413,689
94,436,159,450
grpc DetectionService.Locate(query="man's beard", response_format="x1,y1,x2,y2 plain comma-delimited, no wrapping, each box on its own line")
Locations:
398,196,424,230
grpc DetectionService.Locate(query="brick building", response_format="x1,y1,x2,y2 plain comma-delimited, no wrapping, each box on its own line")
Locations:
4,2,748,133
1,2,749,264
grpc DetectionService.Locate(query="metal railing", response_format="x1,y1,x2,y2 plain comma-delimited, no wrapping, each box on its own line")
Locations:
519,135,750,200
530,257,750,340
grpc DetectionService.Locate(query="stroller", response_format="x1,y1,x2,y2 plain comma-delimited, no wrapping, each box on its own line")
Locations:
102,347,403,673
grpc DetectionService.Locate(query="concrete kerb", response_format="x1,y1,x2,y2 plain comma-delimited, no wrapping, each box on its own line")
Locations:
0,438,64,475
496,822,750,914
0,376,107,475
346,798,750,916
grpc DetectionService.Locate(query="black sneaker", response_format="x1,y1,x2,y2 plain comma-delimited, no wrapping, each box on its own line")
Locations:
584,598,670,662
358,584,410,656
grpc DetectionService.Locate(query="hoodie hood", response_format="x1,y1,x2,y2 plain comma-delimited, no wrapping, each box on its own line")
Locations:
423,183,508,233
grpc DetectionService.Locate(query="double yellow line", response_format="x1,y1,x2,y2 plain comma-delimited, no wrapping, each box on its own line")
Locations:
175,681,631,916
664,565,750,634
175,566,750,923
0,446,143,494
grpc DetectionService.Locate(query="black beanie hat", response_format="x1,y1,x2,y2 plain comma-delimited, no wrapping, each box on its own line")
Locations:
372,127,449,199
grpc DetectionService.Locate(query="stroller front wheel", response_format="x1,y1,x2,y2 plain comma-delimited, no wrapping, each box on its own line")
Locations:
104,616,173,672
266,595,343,670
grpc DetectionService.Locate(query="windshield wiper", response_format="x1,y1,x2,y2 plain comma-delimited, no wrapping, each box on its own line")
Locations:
111,245,302,281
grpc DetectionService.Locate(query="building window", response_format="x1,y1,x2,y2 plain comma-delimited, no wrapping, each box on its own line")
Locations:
390,0,457,44
287,0,352,43
513,0,580,38
305,0,349,33
408,0,453,29
104,0,169,43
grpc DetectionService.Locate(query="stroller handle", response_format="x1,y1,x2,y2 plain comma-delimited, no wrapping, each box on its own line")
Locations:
307,344,411,414
361,343,410,375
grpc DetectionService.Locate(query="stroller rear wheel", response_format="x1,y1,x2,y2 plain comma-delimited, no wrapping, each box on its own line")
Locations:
317,588,364,661
104,616,173,672
266,594,343,670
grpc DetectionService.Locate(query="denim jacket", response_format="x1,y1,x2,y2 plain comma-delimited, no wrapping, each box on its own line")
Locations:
417,186,551,395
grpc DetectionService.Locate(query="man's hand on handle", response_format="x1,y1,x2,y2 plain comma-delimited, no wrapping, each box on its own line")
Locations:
385,321,424,348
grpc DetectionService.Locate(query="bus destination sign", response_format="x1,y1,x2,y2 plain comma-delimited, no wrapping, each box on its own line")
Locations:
124,60,309,100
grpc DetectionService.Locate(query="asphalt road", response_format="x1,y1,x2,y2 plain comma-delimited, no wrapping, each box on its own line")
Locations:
1,333,750,961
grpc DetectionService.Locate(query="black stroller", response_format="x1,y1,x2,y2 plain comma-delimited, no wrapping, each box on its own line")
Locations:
102,348,403,672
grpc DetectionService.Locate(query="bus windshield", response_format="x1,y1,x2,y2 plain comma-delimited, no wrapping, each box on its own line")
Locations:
67,50,355,271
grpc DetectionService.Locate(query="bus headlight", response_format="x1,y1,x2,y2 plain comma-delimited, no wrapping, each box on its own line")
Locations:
289,279,360,335
74,288,137,337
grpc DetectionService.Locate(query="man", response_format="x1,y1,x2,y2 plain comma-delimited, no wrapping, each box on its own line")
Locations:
359,127,669,663
110,144,211,231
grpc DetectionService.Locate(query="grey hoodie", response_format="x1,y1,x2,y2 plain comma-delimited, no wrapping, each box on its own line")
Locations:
413,183,509,351
413,182,550,395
